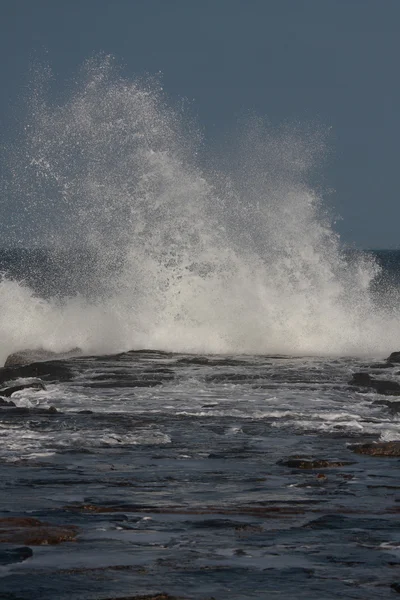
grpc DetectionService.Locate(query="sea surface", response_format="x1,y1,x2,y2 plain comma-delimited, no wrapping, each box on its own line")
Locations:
0,251,400,600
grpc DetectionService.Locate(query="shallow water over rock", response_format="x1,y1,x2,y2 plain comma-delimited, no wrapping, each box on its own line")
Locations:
0,351,400,599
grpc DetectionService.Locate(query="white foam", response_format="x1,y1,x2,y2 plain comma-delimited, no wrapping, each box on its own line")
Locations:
1,55,400,362
380,429,400,442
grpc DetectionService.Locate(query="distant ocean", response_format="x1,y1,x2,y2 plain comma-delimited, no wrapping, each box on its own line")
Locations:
372,248,400,285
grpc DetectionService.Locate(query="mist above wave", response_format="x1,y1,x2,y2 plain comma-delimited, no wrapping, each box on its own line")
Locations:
0,55,398,362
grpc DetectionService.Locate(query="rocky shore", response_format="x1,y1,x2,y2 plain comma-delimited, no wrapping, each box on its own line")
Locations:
0,348,400,599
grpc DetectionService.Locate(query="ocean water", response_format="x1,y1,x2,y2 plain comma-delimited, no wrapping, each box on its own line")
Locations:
1,348,400,599
0,57,400,599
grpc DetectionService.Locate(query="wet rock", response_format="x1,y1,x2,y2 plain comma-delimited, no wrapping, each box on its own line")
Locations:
191,518,251,529
349,372,373,386
0,398,15,407
0,517,78,545
279,457,354,469
234,524,263,533
373,380,400,395
205,373,258,383
64,503,147,514
0,406,59,416
177,356,211,365
4,348,81,367
373,399,400,413
125,349,173,357
87,379,161,389
349,372,400,395
0,381,46,397
303,514,349,529
387,352,400,363
353,441,400,457
0,545,33,565
4,349,57,367
0,360,73,385
391,582,400,593
142,368,175,375
101,595,186,600
64,502,305,517
349,441,400,456
1,406,30,415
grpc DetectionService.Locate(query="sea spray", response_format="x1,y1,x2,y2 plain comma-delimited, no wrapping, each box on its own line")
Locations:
0,55,399,362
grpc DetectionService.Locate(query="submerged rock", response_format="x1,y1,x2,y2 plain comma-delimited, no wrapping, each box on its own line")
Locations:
0,517,78,545
64,502,305,517
349,372,400,395
279,457,354,469
349,441,400,456
0,545,32,565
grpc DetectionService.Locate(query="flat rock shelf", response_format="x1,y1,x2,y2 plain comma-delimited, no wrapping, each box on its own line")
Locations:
1,350,400,599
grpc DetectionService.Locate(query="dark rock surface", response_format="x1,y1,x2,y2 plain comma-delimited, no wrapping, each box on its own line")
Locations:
391,583,400,593
0,517,78,545
0,398,15,407
101,595,186,600
0,405,59,416
0,360,73,385
279,457,354,469
349,372,373,387
4,348,81,367
0,545,33,565
349,441,400,456
0,382,46,397
387,351,400,363
373,398,400,413
349,372,400,395
4,349,58,367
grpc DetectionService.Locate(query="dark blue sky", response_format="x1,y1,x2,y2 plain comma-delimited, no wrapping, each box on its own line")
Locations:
1,0,399,248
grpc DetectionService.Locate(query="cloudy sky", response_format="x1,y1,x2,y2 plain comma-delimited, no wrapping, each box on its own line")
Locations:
1,0,399,248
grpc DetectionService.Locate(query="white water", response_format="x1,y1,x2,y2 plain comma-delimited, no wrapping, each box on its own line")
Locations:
0,56,399,363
